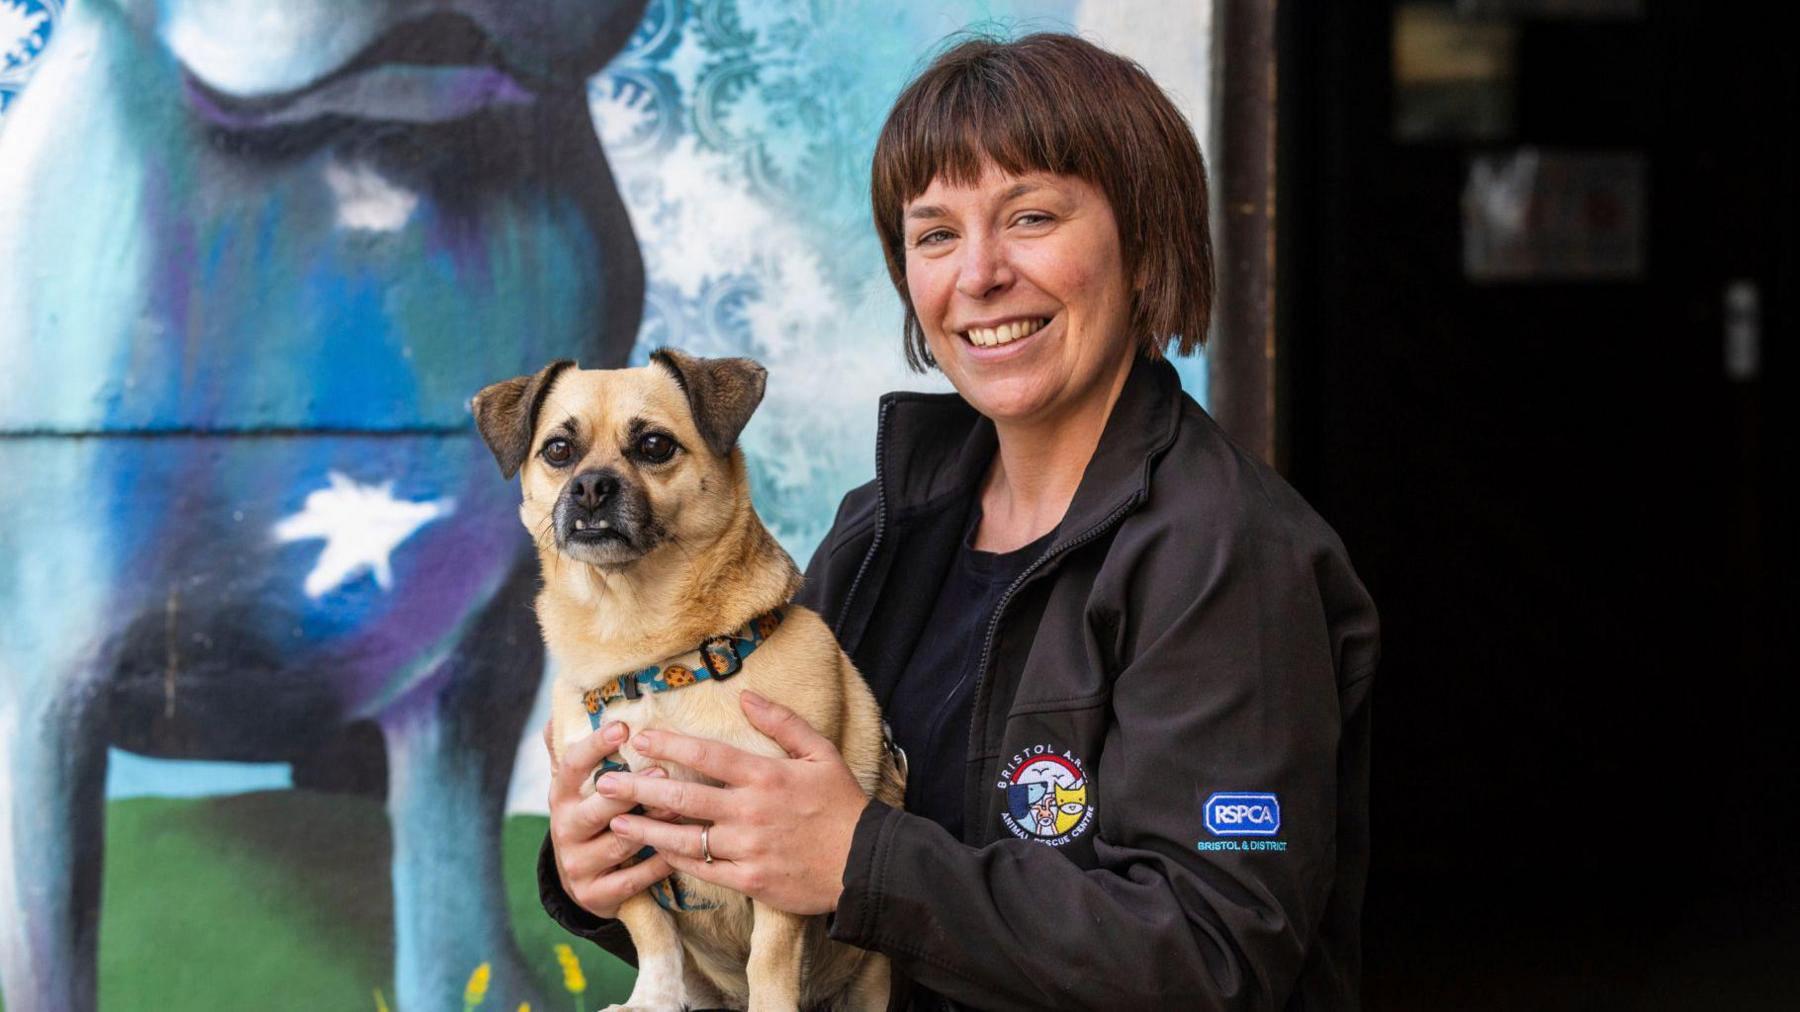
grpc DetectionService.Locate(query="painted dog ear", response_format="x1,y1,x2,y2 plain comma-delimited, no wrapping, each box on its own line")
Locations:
649,347,767,458
471,359,576,479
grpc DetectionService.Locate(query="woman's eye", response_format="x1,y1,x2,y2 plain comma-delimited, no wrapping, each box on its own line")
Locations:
1014,212,1053,228
914,229,953,247
541,438,573,465
638,433,677,462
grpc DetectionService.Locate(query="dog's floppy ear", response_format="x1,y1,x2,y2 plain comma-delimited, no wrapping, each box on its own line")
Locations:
471,359,576,479
650,347,767,457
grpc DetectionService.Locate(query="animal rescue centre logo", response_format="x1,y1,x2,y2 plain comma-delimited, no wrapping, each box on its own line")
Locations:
998,745,1094,846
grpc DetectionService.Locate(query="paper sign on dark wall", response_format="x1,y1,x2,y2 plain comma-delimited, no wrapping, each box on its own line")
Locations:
1462,148,1648,282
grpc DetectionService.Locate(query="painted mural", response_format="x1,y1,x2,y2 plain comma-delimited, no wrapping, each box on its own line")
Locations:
0,1,1211,1009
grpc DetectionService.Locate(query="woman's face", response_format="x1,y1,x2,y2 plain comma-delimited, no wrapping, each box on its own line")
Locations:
903,164,1136,428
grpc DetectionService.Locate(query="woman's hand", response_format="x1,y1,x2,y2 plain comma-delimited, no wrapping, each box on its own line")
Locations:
593,690,870,916
544,718,677,920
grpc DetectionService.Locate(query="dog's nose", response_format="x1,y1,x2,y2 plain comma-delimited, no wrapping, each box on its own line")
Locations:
569,470,619,511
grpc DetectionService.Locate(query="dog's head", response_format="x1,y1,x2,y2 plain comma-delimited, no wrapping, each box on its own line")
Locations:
471,349,766,570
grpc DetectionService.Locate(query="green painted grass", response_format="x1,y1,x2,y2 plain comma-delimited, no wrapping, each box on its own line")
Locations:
0,791,635,1011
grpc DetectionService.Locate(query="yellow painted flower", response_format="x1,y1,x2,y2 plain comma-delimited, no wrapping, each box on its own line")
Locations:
554,943,587,994
464,962,492,1010
373,988,391,1012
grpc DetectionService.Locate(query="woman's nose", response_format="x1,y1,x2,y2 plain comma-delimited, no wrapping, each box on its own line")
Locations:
954,233,1014,299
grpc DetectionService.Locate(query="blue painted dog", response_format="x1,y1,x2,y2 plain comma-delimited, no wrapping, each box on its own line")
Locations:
0,1,648,1008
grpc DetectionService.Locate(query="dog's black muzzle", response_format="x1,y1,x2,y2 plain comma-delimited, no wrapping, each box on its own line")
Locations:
554,467,648,554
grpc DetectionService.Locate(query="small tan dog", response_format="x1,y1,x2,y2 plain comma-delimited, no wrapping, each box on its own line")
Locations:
473,350,901,1012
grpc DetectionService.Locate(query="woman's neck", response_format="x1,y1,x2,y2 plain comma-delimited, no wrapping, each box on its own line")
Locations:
974,356,1135,552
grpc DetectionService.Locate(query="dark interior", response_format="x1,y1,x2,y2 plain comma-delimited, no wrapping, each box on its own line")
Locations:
1278,5,1797,1007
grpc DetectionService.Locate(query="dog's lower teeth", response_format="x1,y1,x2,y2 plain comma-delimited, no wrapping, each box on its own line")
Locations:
597,520,611,530
574,519,587,530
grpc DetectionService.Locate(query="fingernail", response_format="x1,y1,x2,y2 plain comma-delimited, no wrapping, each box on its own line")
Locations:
644,766,667,778
611,816,634,835
595,773,620,795
601,721,627,745
633,732,656,753
741,690,767,709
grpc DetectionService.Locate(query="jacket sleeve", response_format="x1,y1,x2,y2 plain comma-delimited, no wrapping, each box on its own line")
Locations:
827,511,1378,1010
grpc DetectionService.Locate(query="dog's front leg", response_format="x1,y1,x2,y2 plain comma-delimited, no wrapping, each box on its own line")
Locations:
840,953,893,1012
606,891,689,1012
744,902,807,1012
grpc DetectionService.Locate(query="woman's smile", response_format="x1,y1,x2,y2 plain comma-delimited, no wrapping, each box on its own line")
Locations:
957,315,1052,349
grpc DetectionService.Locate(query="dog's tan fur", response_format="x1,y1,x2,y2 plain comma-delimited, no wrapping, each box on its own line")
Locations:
474,351,901,1012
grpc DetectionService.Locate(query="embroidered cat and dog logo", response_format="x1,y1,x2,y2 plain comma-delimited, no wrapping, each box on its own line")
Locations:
998,746,1094,846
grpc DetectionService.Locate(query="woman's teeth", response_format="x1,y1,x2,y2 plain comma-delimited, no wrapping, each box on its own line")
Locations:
963,318,1048,347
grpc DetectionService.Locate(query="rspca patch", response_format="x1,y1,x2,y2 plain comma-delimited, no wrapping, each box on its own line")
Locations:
996,745,1094,846
1203,792,1281,837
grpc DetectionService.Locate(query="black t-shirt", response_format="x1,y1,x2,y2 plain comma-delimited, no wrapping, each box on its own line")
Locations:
884,503,1056,841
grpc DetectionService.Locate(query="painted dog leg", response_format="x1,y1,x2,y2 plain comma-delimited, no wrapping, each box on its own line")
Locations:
377,557,547,1012
0,677,108,1012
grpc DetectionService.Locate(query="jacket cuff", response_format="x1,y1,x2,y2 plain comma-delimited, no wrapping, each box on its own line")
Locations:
828,797,902,948
536,832,638,964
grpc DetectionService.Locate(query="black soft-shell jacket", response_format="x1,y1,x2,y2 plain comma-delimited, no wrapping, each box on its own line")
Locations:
539,356,1380,1011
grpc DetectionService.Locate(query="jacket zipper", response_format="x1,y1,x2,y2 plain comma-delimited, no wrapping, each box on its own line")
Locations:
964,492,1142,819
834,398,892,637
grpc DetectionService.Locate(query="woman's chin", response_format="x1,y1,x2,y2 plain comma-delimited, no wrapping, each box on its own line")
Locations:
957,378,1059,426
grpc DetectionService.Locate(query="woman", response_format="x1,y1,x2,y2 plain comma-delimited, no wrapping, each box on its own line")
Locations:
538,32,1379,1011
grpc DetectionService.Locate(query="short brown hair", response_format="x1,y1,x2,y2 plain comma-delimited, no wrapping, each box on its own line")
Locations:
871,32,1214,372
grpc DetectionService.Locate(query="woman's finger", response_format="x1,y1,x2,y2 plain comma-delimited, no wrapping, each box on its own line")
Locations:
602,853,675,895
630,729,766,785
559,829,643,883
740,691,835,761
554,722,630,801
594,771,729,822
609,813,720,863
661,849,751,893
563,779,645,842
574,853,674,913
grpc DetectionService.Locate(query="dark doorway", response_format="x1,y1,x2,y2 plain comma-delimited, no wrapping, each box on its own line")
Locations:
1279,4,1797,1007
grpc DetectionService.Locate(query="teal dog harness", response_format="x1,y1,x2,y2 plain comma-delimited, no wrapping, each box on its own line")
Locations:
583,606,786,733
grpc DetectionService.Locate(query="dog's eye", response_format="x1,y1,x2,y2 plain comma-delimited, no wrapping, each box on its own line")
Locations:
637,432,677,463
541,438,574,466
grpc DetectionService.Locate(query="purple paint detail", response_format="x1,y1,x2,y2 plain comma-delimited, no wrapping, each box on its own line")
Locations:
183,64,538,131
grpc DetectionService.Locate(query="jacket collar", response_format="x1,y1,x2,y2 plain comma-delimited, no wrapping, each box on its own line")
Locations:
874,354,1185,539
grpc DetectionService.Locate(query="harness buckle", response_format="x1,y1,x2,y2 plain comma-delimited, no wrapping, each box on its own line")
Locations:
700,636,741,680
881,719,909,784
620,677,642,701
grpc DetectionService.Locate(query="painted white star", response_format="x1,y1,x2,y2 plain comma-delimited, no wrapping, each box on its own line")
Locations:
272,471,455,599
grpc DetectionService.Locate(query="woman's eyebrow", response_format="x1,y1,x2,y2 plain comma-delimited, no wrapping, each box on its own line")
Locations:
906,183,1050,222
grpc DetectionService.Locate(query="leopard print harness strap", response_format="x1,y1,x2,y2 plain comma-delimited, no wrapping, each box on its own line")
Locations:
582,606,787,734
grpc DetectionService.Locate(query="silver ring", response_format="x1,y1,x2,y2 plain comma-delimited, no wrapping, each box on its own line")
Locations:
700,825,714,864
